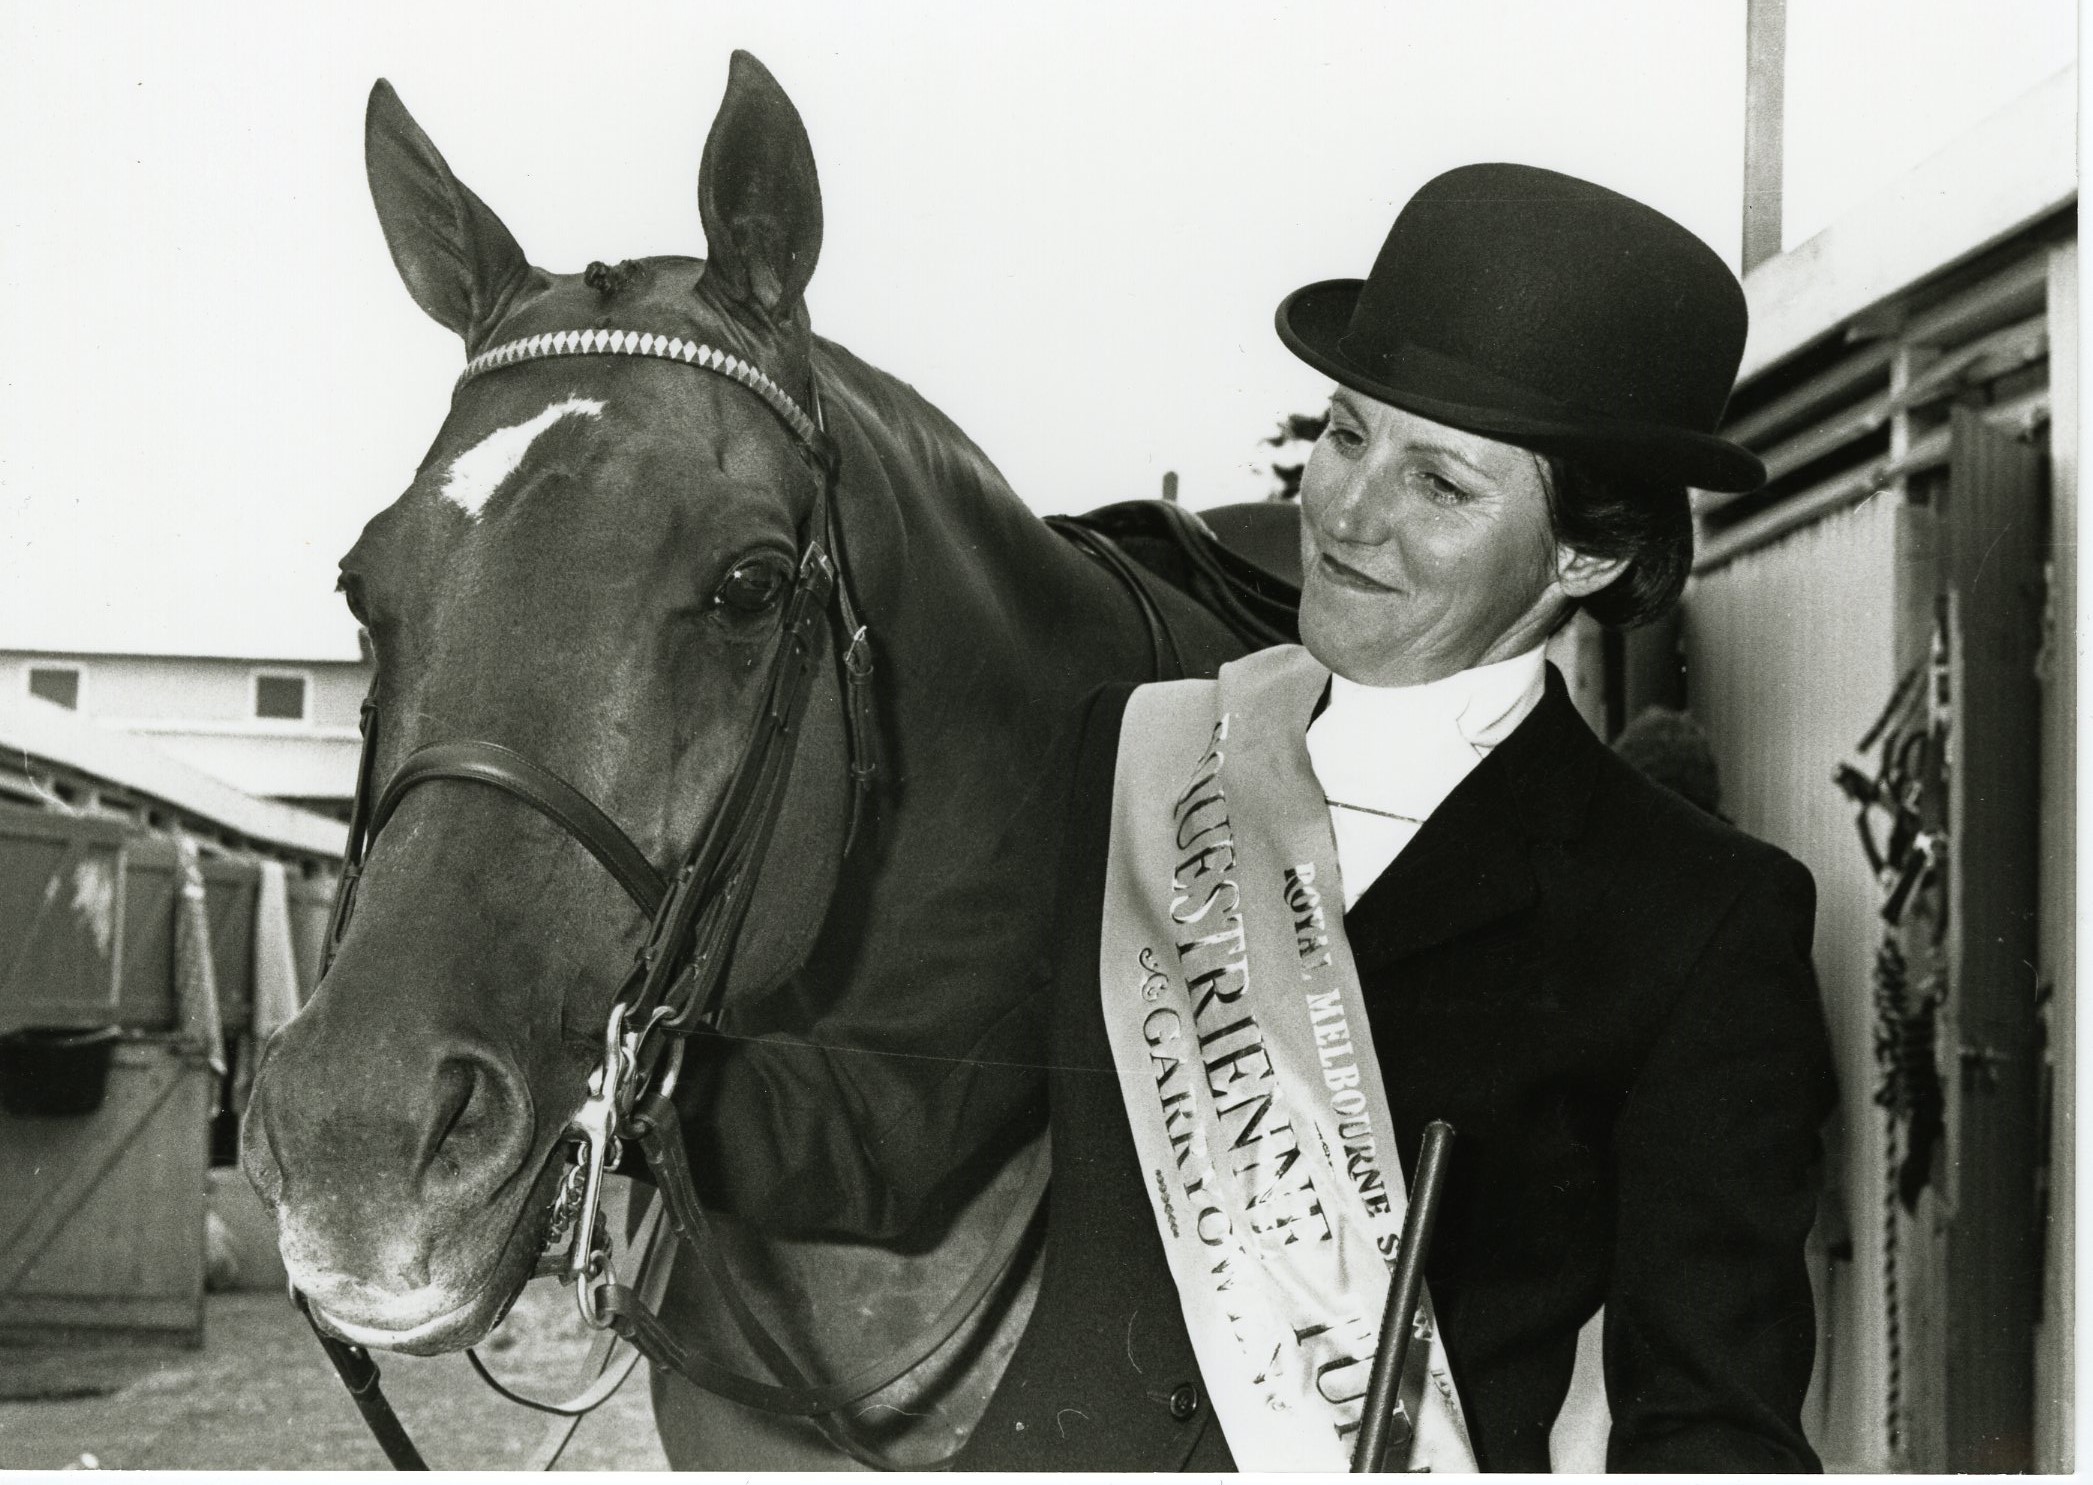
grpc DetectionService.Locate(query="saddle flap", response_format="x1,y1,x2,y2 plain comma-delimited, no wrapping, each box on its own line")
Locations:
1051,499,1301,653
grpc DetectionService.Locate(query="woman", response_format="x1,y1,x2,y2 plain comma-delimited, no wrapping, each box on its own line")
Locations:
954,164,1836,1472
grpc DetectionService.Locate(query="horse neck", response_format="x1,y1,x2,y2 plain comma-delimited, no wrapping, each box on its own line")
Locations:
776,345,1167,1032
818,343,1157,817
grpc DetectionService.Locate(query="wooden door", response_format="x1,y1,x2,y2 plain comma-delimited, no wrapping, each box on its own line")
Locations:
0,1038,213,1343
1936,406,2045,1471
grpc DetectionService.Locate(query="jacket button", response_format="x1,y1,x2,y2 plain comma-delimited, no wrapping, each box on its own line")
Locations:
1169,1382,1200,1421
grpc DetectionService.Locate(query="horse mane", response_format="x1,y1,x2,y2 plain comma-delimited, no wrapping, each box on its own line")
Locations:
808,335,1036,527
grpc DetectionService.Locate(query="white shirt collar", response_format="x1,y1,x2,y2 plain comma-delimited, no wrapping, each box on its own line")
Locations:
1325,645,1546,745
1305,645,1547,824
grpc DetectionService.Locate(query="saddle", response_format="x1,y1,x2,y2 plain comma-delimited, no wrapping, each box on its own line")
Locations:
1048,498,1301,653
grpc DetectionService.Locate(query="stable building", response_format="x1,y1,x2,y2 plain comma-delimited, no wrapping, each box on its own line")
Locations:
1624,55,2074,1475
0,691,343,1345
0,640,371,819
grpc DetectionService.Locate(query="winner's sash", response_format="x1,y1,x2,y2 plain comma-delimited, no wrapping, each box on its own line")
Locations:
1098,645,1476,1472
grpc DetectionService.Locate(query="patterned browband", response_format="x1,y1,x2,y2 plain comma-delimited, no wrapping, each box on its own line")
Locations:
457,328,820,448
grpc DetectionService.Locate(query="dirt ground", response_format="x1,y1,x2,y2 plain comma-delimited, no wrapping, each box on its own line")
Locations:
0,1280,668,1471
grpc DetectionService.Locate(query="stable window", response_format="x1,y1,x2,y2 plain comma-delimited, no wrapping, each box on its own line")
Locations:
26,665,81,710
253,672,308,722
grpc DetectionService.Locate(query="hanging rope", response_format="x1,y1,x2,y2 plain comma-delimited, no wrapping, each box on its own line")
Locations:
1868,937,1943,1463
1834,632,1952,1468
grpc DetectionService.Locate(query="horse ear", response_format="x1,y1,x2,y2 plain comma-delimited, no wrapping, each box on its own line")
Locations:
696,51,823,322
365,79,530,349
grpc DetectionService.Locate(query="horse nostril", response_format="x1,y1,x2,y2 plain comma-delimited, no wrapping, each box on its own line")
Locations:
418,1052,532,1199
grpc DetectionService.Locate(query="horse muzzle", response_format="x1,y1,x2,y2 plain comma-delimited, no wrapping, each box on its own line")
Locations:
240,1002,574,1353
299,1278,495,1355
261,1137,571,1354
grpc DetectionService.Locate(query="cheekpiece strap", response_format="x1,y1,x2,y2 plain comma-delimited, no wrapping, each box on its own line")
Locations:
458,328,820,450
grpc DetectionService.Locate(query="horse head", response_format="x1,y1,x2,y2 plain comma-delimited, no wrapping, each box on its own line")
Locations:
242,52,859,1354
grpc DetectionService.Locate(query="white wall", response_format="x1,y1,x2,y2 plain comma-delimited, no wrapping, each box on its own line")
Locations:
1684,497,1906,1470
0,652,369,800
1782,0,2076,250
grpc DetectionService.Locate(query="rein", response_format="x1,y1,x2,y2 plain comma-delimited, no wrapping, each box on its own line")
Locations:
297,328,1033,1470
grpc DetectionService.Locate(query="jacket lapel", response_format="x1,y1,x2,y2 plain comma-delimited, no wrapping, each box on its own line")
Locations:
1342,665,1602,971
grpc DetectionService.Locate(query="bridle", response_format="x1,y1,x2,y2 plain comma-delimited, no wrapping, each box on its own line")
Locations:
296,327,1041,1469
335,327,877,1018
331,324,876,1301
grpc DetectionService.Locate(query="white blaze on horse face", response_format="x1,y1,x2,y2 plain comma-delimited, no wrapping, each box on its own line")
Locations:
440,396,606,520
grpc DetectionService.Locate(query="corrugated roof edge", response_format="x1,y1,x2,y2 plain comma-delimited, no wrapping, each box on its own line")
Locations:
1739,63,2077,386
0,636,368,665
0,693,347,860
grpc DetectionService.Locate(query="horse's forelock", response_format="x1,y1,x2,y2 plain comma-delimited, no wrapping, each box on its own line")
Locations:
583,258,645,299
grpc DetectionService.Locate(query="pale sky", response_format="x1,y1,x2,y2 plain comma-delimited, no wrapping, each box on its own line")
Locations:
0,0,2073,660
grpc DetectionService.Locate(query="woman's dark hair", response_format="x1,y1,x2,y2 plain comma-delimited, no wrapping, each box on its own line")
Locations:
1538,455,1694,629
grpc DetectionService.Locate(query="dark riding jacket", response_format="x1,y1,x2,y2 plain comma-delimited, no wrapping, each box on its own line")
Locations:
953,666,1837,1472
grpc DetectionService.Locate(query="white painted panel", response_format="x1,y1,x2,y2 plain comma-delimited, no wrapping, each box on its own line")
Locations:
1682,494,1901,1471
1742,64,2076,382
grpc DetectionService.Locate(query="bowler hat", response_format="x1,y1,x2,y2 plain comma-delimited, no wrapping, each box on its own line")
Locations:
1276,163,1764,493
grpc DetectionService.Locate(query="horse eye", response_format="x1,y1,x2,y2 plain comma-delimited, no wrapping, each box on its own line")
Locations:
714,560,790,616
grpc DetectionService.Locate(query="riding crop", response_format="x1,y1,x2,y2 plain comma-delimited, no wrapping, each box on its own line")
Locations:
1352,1119,1456,1474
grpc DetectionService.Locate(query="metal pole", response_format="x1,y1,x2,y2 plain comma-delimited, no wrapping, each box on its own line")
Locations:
1742,0,1787,272
1351,1120,1455,1473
